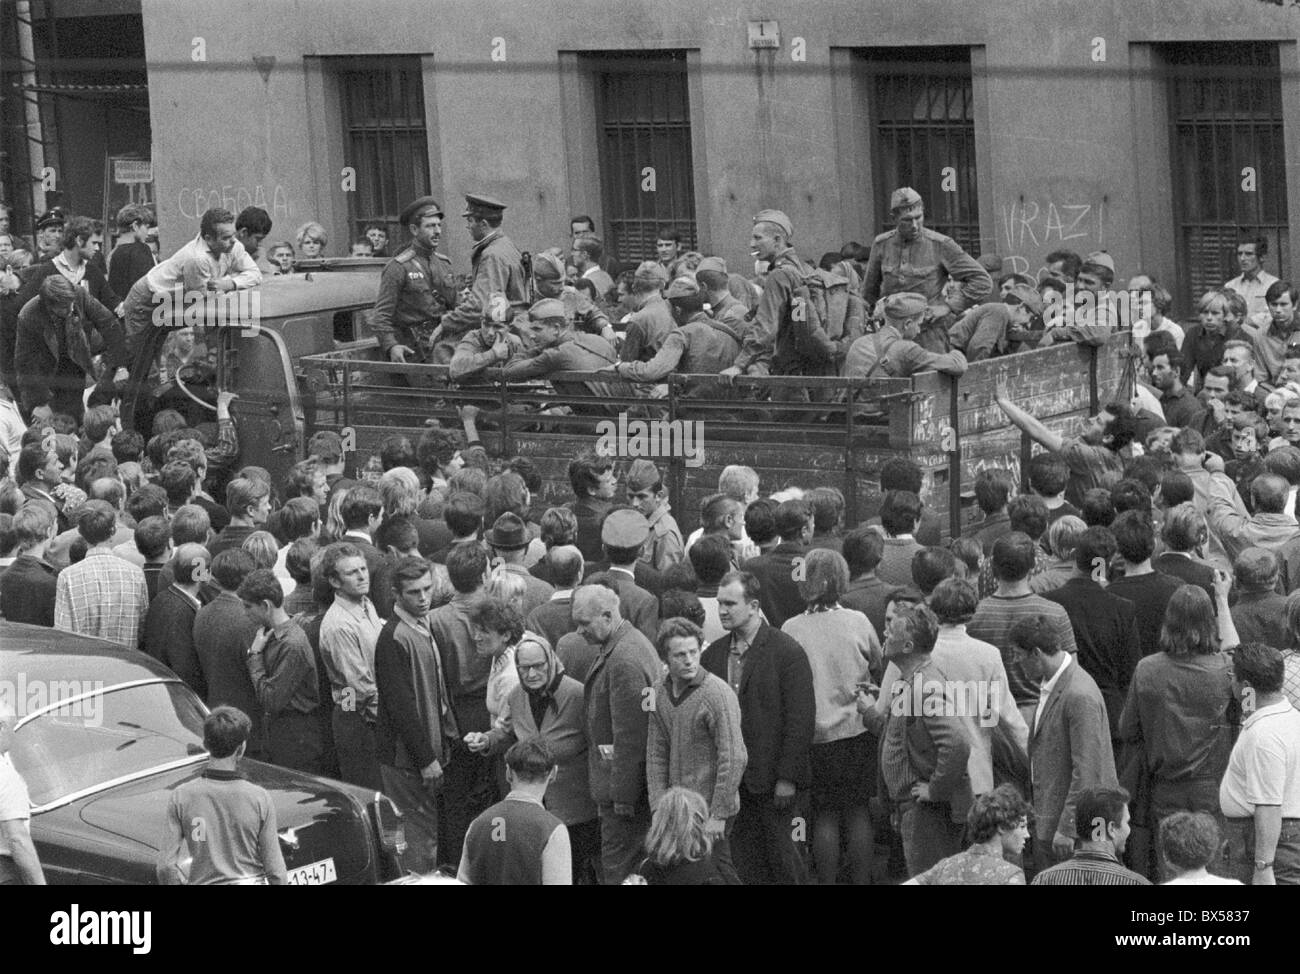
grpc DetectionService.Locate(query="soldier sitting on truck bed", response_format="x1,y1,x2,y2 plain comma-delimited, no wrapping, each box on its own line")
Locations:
500,298,626,416
843,292,968,381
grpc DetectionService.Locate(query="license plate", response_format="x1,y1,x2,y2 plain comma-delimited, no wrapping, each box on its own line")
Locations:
287,857,337,886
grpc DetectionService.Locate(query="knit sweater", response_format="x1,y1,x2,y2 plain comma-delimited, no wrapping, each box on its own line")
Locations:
782,606,880,743
646,669,748,820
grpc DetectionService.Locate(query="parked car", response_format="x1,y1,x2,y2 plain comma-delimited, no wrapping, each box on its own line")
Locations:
2,621,409,885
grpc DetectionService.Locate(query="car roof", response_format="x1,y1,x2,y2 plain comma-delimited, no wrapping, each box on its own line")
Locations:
0,621,177,689
255,265,382,318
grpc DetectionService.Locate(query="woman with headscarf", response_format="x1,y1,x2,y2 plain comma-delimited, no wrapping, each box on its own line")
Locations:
472,620,599,883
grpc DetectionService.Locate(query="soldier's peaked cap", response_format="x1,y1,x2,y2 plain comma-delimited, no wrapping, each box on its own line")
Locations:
462,193,507,217
400,196,444,226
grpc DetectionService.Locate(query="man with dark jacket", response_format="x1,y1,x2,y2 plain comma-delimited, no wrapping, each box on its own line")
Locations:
701,571,816,885
15,275,124,423
193,549,264,760
564,452,617,564
583,509,659,641
1042,527,1143,741
573,584,661,885
0,502,58,625
374,557,456,874
741,499,813,629
143,543,209,699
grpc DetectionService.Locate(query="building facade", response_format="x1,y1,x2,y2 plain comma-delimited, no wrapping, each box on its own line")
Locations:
141,0,1300,314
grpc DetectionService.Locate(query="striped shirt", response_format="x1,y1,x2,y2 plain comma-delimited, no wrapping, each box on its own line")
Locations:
54,547,148,650
968,593,1078,709
1030,849,1151,886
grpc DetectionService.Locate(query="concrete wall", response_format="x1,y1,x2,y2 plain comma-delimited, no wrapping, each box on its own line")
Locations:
141,0,1300,310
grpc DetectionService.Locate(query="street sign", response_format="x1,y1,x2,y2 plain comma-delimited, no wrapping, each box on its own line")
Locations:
114,159,153,184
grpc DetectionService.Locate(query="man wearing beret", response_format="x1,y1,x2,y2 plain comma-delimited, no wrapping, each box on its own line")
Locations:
862,188,992,315
500,298,624,413
721,209,836,386
843,291,968,380
610,276,742,404
949,283,1047,361
436,194,529,360
370,196,459,368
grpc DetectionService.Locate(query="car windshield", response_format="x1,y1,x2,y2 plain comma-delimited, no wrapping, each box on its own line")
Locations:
12,682,208,808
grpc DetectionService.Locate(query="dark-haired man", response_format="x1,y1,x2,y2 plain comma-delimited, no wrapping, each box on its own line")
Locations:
194,548,264,759
996,376,1133,508
1030,787,1148,885
157,707,287,885
369,196,457,367
701,570,815,884
741,499,813,628
1105,511,1184,658
54,500,147,649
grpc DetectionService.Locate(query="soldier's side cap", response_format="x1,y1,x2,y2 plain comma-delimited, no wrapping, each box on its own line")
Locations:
625,459,664,493
752,209,793,239
664,276,701,299
883,291,929,321
528,298,567,321
695,256,728,276
400,196,444,226
532,250,565,280
890,187,923,211
977,253,1004,274
462,193,507,217
35,207,67,230
1006,283,1045,316
602,508,650,548
1084,251,1116,274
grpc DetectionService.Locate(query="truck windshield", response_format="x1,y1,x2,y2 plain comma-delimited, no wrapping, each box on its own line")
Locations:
13,682,208,808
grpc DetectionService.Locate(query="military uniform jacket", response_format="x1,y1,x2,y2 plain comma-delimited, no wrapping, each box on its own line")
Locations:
862,226,992,313
501,331,624,402
448,327,526,384
842,324,968,379
734,248,831,377
619,312,742,399
370,243,457,352
440,229,529,338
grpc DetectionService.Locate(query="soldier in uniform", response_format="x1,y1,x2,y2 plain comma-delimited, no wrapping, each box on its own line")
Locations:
721,209,836,399
435,193,529,365
530,250,616,342
843,291,968,380
862,187,992,315
369,196,459,371
609,276,742,405
31,208,67,265
501,298,625,414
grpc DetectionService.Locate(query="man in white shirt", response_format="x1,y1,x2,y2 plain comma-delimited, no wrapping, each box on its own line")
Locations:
1224,236,1279,322
0,699,46,884
1219,642,1300,885
119,206,262,365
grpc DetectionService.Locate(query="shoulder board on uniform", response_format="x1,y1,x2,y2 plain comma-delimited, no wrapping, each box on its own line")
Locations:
872,229,896,244
921,227,955,244
432,251,452,264
394,248,416,263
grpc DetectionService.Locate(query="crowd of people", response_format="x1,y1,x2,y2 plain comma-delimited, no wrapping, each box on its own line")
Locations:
2,187,1300,886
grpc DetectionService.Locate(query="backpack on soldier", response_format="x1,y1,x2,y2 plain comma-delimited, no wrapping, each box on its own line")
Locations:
789,266,865,367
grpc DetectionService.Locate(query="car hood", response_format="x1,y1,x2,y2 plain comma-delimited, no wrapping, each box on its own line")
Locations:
73,759,377,880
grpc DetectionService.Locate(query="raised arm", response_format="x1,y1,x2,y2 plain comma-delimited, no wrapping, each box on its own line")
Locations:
995,376,1065,452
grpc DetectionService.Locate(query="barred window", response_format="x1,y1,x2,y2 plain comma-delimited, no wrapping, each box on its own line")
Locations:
336,58,430,249
1166,42,1288,308
592,52,697,264
861,47,979,253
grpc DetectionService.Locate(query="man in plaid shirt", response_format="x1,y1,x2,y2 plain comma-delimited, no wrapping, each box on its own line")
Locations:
54,500,149,650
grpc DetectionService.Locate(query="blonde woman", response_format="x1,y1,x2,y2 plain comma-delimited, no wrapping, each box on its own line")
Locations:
625,787,731,885
296,222,328,259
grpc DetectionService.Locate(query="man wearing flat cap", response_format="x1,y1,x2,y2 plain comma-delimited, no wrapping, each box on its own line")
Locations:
610,276,743,404
370,196,459,368
436,194,529,358
500,298,625,413
722,209,836,385
949,283,1047,361
862,187,992,315
843,291,968,381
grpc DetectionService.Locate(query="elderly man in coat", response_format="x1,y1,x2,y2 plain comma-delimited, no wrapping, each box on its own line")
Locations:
15,274,125,423
573,583,661,884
